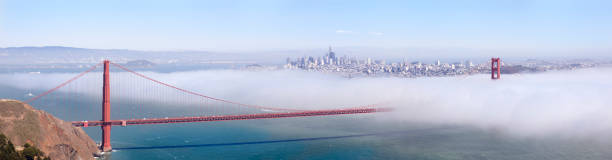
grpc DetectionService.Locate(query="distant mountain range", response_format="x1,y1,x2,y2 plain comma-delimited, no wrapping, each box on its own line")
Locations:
0,46,290,65
0,46,483,65
3,46,607,66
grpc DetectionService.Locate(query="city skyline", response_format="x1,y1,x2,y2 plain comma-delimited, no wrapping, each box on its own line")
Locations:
284,46,601,78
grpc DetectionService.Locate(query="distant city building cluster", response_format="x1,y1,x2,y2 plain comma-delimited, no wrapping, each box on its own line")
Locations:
284,47,602,78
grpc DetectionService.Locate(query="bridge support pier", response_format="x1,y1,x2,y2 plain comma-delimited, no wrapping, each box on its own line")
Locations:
101,60,112,152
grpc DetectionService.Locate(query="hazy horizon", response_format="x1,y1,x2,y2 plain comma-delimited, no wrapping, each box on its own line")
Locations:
1,46,610,64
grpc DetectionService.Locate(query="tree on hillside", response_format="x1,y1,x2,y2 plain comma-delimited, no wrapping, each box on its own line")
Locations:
0,134,21,160
0,133,51,160
22,143,45,160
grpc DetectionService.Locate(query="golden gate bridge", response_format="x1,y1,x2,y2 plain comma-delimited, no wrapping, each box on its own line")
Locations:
23,60,392,152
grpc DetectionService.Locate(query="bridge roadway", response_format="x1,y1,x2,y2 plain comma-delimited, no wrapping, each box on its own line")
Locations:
73,108,391,127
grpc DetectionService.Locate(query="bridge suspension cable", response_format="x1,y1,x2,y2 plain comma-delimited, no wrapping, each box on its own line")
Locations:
24,62,102,104
111,62,308,112
23,61,388,112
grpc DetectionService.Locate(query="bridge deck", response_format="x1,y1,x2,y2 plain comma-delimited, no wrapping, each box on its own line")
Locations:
73,108,391,127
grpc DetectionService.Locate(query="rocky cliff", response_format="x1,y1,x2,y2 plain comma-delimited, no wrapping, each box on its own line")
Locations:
0,99,100,160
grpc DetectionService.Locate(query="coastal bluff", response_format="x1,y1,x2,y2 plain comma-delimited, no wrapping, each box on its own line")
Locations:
0,99,100,160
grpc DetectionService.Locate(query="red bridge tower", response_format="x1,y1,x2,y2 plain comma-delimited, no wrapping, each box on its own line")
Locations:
491,58,501,79
101,60,112,151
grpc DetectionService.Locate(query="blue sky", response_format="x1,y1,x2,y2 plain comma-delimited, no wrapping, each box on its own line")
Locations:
1,0,611,56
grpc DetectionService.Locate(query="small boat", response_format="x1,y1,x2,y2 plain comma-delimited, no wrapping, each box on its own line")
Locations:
261,109,277,112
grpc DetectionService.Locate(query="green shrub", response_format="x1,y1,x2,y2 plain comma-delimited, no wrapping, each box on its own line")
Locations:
0,133,51,160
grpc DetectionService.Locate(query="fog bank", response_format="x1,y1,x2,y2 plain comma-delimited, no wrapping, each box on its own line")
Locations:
2,67,611,138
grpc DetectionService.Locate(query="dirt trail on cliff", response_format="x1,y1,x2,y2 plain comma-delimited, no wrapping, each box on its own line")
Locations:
0,99,100,160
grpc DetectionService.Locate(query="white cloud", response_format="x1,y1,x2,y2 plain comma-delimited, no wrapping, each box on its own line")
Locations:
335,30,354,34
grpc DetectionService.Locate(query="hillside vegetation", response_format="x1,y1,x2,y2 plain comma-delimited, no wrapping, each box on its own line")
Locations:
0,99,99,160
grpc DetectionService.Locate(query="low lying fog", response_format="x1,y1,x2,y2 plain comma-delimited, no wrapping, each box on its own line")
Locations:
2,67,612,138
